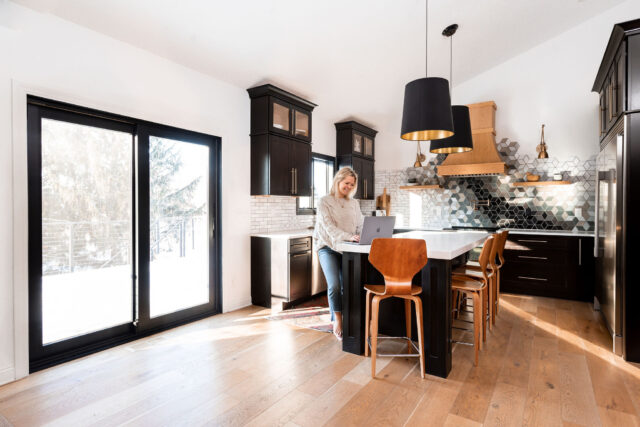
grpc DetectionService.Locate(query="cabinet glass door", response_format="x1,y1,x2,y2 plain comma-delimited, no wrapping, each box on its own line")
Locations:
364,137,373,157
352,133,363,154
272,100,291,134
294,109,310,139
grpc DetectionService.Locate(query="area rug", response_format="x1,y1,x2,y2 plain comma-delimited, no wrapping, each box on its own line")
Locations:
267,307,332,333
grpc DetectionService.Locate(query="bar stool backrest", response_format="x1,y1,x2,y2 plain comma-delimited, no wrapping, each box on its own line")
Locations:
496,230,509,268
368,238,428,296
478,235,495,284
487,233,500,273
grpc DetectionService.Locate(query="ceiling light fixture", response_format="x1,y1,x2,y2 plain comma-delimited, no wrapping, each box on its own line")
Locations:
400,0,454,142
430,24,474,154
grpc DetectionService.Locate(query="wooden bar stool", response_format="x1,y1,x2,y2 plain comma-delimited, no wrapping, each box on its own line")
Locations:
453,233,499,327
456,230,508,323
364,238,428,379
451,235,494,366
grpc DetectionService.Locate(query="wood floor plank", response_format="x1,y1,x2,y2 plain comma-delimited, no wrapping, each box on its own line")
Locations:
484,381,527,427
296,353,362,397
323,357,415,426
444,413,483,426
292,379,362,427
363,369,423,426
558,352,602,426
585,353,638,415
522,334,563,427
597,406,640,427
244,389,315,427
405,381,459,427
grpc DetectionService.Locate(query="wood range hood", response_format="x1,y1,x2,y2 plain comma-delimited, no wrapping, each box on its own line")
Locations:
437,101,507,177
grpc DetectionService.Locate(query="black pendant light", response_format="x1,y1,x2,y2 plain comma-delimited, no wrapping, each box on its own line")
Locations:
430,24,474,154
400,0,454,142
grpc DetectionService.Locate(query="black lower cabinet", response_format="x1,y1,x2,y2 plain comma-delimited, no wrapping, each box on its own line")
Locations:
501,234,594,301
251,236,312,308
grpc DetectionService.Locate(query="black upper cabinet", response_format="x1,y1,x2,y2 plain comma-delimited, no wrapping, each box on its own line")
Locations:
335,121,377,200
248,84,316,196
335,121,377,160
248,84,315,142
593,19,640,141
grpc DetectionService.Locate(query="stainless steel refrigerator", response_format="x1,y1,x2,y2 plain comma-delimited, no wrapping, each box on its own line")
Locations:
592,18,640,362
594,118,625,355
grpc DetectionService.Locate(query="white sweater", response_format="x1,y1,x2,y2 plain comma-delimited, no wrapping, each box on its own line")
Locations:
313,195,364,252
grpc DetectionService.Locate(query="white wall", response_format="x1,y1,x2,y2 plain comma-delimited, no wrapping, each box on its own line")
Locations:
0,2,251,384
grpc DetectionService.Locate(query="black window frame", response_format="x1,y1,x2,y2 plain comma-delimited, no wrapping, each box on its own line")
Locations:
296,152,336,215
26,95,222,372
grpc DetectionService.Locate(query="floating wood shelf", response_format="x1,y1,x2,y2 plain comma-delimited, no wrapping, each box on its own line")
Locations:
511,181,571,187
399,184,442,190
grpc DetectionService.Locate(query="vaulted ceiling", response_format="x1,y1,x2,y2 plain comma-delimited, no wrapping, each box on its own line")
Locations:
12,0,626,132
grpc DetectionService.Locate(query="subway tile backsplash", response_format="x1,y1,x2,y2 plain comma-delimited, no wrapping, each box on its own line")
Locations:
250,196,315,234
250,139,595,234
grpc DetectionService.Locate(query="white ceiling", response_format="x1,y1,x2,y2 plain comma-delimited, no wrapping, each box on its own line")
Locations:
12,0,625,130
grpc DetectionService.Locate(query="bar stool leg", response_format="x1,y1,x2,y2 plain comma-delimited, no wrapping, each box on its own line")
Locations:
491,275,497,325
364,291,373,357
495,270,501,316
405,299,412,354
481,288,487,343
413,296,425,379
472,291,481,366
370,296,381,378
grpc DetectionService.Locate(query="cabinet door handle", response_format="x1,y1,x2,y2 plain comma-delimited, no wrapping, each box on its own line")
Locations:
291,168,295,194
518,255,548,260
578,238,582,266
518,239,548,243
518,276,548,282
295,168,298,194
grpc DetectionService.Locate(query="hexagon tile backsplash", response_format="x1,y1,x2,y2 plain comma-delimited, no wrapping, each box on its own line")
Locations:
359,139,595,232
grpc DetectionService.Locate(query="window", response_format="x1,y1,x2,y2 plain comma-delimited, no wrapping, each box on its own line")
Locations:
297,153,335,215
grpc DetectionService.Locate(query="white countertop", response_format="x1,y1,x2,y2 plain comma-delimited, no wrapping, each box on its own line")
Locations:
251,229,313,239
337,230,489,260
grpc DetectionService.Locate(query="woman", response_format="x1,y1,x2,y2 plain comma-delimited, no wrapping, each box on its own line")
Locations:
314,167,363,340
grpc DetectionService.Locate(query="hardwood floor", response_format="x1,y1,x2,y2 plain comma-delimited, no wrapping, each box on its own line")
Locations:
1,294,639,426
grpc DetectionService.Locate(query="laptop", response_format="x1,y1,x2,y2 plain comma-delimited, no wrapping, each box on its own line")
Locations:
344,216,396,245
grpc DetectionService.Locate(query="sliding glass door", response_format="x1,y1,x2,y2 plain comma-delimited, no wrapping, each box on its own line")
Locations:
28,97,221,371
137,125,219,330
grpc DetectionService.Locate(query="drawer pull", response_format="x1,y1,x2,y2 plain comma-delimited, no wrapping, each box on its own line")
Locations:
291,253,309,258
518,255,548,260
518,239,548,243
518,276,548,282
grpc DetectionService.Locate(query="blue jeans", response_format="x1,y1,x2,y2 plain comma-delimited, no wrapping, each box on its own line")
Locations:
317,246,342,321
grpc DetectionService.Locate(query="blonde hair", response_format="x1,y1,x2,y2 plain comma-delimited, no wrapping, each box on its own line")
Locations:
330,167,358,199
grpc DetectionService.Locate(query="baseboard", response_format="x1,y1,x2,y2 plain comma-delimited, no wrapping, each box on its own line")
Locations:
224,298,252,313
0,366,16,386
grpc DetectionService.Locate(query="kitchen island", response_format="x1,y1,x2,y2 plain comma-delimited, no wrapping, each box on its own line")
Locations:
337,230,488,378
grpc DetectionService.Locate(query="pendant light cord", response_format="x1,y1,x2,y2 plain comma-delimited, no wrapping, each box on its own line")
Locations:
450,33,453,93
425,0,428,77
